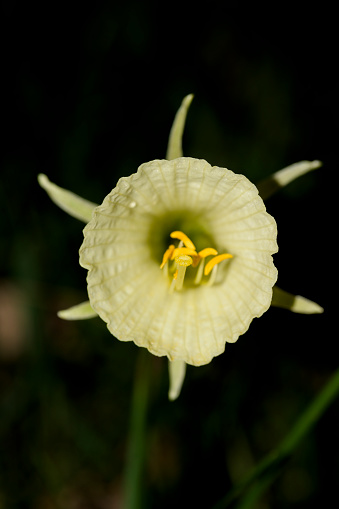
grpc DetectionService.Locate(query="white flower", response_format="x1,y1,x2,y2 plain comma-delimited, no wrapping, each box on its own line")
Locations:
38,94,323,400
78,156,278,367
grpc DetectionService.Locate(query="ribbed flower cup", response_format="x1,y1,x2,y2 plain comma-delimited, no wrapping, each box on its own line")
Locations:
39,94,323,400
79,157,278,366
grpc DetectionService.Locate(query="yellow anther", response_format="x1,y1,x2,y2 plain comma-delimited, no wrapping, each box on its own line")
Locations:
175,255,193,267
192,247,218,268
160,244,175,269
204,253,233,276
171,247,198,260
170,231,196,250
161,229,233,290
198,247,218,258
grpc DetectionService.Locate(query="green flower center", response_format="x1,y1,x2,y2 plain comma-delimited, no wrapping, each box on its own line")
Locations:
147,209,215,264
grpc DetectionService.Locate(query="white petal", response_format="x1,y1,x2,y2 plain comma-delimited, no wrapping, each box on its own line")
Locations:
271,286,324,314
257,160,322,200
168,360,187,400
166,94,194,160
38,174,98,223
57,300,98,320
80,158,278,366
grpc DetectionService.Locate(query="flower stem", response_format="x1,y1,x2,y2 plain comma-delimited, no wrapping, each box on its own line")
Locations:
123,349,151,509
213,366,339,509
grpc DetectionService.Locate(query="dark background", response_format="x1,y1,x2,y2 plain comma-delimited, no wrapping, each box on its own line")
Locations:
1,2,336,508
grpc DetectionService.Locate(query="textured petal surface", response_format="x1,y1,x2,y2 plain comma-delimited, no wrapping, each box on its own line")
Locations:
80,158,278,366
38,174,97,223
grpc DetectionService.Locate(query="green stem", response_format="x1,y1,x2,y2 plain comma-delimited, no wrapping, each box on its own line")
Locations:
234,471,278,509
123,349,151,509
213,367,339,509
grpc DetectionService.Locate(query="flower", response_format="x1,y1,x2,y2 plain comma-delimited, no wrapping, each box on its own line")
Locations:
79,156,278,367
38,94,323,400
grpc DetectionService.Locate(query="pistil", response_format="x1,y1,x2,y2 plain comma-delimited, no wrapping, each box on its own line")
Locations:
161,230,233,291
174,255,193,291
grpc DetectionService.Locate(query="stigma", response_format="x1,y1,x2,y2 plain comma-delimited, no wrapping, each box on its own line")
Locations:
160,230,233,291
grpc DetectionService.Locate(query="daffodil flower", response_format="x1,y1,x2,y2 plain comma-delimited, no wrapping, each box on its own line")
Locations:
38,94,323,400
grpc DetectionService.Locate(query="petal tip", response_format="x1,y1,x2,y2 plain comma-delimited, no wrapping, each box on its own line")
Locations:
271,286,324,314
183,93,194,105
168,359,187,401
309,159,323,169
37,173,49,188
57,301,98,320
294,296,324,314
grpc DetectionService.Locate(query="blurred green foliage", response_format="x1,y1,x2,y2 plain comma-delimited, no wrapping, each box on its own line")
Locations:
1,2,336,508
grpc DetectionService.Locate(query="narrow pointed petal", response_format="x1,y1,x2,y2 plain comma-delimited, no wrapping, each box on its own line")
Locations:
38,174,98,223
168,359,187,400
166,94,194,160
57,300,98,320
271,286,324,314
257,160,322,200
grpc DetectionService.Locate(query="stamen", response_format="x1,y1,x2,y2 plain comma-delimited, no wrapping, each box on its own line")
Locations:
160,244,175,269
170,231,196,250
198,247,218,258
192,248,218,268
160,229,233,291
171,247,198,260
194,258,205,285
174,255,192,291
206,265,218,287
192,256,200,268
204,253,233,276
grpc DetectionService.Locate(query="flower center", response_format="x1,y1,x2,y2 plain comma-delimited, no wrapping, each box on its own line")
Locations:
160,230,233,291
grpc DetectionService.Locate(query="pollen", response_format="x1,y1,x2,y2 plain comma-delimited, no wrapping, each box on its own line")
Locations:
175,254,193,267
192,247,218,268
171,247,198,260
204,253,233,276
160,229,233,291
198,247,218,258
170,231,196,250
160,244,175,269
